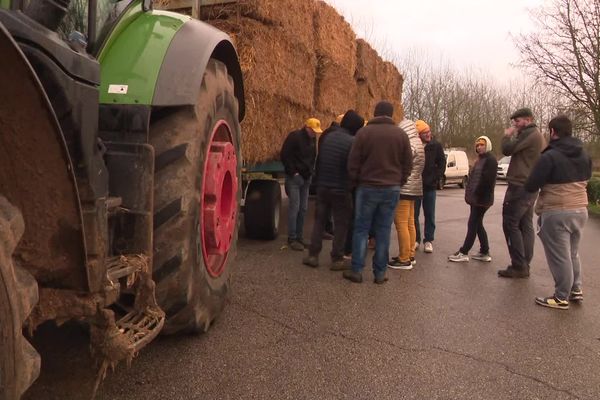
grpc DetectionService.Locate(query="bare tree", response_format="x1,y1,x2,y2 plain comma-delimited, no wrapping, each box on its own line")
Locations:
514,0,600,138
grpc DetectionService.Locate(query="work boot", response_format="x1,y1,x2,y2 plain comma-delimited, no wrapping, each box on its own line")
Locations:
373,275,389,285
288,240,304,251
330,259,349,271
497,265,529,278
343,270,363,283
302,255,318,268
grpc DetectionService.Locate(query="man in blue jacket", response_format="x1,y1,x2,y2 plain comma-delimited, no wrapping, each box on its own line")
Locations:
303,110,365,270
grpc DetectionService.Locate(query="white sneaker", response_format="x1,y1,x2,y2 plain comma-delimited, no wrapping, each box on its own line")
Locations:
448,251,469,262
424,242,433,253
471,252,492,262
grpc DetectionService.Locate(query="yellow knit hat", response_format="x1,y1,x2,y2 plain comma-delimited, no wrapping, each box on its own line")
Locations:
415,120,430,133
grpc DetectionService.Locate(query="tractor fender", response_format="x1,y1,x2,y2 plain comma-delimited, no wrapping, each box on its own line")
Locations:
98,10,244,120
153,18,245,120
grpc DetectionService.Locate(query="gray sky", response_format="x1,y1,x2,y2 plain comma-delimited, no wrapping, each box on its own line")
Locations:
324,0,546,80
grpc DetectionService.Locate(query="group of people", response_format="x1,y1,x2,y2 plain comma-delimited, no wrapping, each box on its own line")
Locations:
280,103,592,309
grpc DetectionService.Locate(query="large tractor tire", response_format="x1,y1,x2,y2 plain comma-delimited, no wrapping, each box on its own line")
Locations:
244,179,281,240
151,59,241,334
0,197,40,400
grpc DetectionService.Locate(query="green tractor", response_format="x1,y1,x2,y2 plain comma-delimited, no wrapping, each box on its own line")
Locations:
0,0,244,398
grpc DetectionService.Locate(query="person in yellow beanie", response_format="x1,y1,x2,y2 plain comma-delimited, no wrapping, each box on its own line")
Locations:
280,118,320,250
448,136,498,262
414,120,446,254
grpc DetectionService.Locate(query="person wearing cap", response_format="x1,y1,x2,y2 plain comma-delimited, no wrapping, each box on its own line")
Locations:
414,120,446,254
388,118,425,270
448,136,498,262
524,115,592,309
280,118,320,251
343,101,413,284
303,110,365,270
497,107,545,278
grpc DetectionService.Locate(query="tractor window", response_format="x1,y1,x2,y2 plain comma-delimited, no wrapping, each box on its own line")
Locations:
57,0,132,48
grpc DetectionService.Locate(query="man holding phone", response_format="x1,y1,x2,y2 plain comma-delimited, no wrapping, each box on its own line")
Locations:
497,108,545,278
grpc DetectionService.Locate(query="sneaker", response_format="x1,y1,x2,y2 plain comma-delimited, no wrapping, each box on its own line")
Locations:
424,242,433,253
330,259,350,271
535,295,569,310
569,289,583,302
414,242,420,251
388,259,413,270
448,251,469,262
289,240,304,251
471,252,492,262
343,254,352,260
497,266,529,278
302,255,318,268
298,238,310,247
373,275,389,284
323,232,334,240
410,257,416,266
343,270,363,283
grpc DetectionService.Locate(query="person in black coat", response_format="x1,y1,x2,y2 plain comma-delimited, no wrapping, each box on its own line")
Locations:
302,110,365,269
448,135,498,262
280,118,320,251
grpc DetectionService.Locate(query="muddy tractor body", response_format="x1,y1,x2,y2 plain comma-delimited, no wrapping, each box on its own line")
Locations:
0,1,244,398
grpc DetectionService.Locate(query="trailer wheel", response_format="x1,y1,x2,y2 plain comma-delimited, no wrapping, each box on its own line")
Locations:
244,180,281,240
0,196,40,399
459,176,468,189
150,59,240,334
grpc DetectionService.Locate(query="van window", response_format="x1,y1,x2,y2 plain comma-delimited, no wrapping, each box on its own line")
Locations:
447,154,456,166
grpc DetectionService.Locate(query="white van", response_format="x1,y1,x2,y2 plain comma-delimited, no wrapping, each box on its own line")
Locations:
439,150,470,189
497,156,511,180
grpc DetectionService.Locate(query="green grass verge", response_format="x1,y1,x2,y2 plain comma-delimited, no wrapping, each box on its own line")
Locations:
589,202,600,217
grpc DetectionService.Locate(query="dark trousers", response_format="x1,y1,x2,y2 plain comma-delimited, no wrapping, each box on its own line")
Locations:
502,183,537,270
460,205,490,254
415,189,436,243
309,187,352,261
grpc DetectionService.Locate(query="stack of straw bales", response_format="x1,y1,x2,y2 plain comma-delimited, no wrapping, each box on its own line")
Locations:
158,0,404,164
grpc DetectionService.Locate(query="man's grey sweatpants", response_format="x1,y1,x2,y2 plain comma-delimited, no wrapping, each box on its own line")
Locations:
538,208,588,300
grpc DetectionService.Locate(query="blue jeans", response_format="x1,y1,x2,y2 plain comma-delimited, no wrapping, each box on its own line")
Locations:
285,174,310,241
414,189,436,243
351,186,400,279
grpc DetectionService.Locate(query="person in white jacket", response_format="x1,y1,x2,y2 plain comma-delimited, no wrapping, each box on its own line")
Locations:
388,119,425,269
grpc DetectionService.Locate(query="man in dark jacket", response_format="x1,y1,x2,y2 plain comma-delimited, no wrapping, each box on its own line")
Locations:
448,136,498,262
498,107,545,278
343,101,413,284
524,115,592,309
303,110,365,270
414,120,446,254
280,118,320,251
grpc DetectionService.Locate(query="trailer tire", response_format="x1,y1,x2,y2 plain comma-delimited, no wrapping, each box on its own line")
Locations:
244,180,281,240
459,176,468,189
0,196,40,400
150,59,241,334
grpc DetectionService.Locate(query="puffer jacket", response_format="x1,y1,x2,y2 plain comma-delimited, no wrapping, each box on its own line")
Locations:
465,136,497,207
398,119,425,199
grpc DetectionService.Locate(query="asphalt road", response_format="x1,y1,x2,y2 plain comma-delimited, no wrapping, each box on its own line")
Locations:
24,183,600,400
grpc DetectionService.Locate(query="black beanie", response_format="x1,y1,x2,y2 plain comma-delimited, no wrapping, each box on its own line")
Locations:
340,110,364,135
374,101,394,117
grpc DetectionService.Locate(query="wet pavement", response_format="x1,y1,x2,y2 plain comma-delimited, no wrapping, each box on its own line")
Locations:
24,183,600,399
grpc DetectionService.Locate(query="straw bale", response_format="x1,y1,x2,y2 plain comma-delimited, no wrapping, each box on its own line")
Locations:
315,56,357,115
200,0,316,49
314,1,356,72
209,17,316,109
241,90,314,164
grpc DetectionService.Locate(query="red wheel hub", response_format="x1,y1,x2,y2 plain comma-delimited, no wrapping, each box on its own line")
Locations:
200,121,238,277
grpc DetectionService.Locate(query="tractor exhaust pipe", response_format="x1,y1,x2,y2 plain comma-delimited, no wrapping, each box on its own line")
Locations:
24,0,71,32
